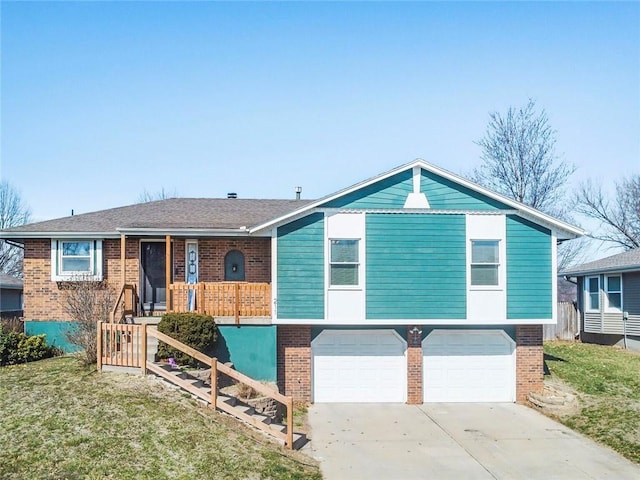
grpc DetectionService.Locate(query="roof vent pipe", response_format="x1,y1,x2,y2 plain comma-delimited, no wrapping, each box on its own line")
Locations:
227,193,237,199
295,186,302,200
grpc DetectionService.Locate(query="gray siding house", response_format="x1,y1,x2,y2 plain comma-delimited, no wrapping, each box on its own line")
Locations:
562,248,640,351
0,273,23,318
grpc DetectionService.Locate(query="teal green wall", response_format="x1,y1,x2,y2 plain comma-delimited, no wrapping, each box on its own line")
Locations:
215,326,276,381
366,214,467,319
421,170,509,210
507,215,552,319
24,321,81,352
277,213,325,319
321,170,413,209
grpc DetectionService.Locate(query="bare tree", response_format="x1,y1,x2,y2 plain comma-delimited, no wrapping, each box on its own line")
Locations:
137,187,178,203
0,181,31,277
62,278,115,365
576,175,640,250
472,99,575,218
472,100,584,270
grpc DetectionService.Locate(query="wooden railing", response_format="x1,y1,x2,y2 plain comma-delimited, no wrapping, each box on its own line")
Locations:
97,321,142,369
168,282,271,323
110,283,138,323
96,321,295,449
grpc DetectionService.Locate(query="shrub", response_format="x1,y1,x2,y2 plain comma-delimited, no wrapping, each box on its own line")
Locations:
0,326,61,366
61,278,115,365
0,316,24,334
156,313,217,367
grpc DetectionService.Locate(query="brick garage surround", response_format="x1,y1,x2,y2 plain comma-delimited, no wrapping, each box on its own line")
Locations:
277,326,311,403
515,324,544,402
406,326,423,404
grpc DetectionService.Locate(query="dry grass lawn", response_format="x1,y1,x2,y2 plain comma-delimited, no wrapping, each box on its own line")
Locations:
543,341,640,464
0,356,321,480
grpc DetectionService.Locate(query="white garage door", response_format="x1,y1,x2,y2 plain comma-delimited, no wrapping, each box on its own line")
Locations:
312,330,406,403
423,330,515,403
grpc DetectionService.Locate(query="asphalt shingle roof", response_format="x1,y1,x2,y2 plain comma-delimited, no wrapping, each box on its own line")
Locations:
561,248,640,276
0,198,313,235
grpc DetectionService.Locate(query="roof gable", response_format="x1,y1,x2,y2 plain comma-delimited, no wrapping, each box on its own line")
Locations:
251,159,585,239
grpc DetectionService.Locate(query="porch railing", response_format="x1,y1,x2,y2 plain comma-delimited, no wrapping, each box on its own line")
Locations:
96,321,295,449
110,283,138,323
168,282,271,323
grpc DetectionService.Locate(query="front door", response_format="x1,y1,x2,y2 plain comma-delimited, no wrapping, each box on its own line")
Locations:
141,241,166,313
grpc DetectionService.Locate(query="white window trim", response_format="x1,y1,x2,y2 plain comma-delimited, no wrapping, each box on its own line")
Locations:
604,274,623,313
584,275,600,313
469,239,502,291
51,239,103,281
328,238,361,289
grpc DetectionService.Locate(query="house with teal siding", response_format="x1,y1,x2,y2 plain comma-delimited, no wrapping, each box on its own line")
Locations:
0,159,583,405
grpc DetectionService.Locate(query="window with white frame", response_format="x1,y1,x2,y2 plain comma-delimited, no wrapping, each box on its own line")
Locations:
329,239,359,286
51,240,103,281
605,275,622,312
585,276,600,311
470,240,499,286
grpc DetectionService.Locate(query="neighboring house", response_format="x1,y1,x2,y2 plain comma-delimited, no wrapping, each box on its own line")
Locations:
0,273,23,318
0,159,584,403
561,249,640,351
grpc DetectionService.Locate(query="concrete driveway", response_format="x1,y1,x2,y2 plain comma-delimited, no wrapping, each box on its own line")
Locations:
307,403,640,479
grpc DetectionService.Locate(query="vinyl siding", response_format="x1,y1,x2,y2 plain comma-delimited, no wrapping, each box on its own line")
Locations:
277,213,325,319
321,170,413,209
366,214,466,319
623,272,640,336
421,170,509,210
506,215,552,319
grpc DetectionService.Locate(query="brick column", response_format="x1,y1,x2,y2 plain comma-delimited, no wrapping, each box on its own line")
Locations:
277,326,311,403
516,324,544,402
407,326,423,404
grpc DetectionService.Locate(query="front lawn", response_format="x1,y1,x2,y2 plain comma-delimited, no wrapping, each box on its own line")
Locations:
544,341,640,464
0,357,321,480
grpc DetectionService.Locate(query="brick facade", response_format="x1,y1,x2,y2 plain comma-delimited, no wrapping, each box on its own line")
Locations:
515,324,544,402
406,326,423,404
23,237,271,322
277,325,311,403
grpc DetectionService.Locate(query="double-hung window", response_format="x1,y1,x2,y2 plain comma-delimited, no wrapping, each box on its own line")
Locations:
585,276,600,312
51,239,103,281
470,240,499,286
329,239,359,286
605,275,622,312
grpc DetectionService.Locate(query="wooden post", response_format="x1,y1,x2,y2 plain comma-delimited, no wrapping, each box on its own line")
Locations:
286,398,294,450
165,235,171,311
198,283,205,314
235,282,240,325
120,233,126,287
141,323,147,375
97,321,103,372
210,357,218,409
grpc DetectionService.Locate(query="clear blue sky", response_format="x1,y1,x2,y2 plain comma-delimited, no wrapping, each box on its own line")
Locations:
1,1,639,229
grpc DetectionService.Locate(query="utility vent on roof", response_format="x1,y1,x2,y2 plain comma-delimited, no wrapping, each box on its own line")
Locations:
227,193,237,199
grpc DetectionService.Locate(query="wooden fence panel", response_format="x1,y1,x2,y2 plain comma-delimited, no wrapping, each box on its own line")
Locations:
544,302,579,341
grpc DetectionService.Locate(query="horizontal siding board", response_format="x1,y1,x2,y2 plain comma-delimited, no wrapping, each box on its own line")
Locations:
506,215,552,319
366,214,466,319
602,313,625,334
277,213,324,319
420,170,510,210
321,170,413,209
584,313,601,333
623,272,640,316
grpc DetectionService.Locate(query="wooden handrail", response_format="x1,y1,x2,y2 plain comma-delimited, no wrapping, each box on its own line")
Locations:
110,283,136,323
145,326,294,448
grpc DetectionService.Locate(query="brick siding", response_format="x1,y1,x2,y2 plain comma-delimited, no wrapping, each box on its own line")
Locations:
277,325,311,403
406,326,423,404
23,237,271,322
516,324,544,402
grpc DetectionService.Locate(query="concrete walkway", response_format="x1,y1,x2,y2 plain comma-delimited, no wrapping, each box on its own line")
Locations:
307,403,640,480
